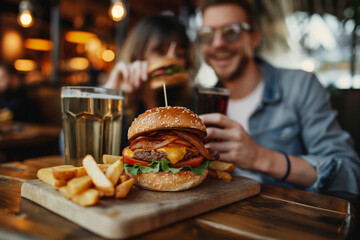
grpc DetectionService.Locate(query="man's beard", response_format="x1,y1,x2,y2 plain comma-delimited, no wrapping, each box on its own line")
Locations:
223,56,250,82
209,47,251,83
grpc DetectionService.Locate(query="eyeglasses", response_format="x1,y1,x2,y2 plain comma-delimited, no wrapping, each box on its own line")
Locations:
197,23,251,45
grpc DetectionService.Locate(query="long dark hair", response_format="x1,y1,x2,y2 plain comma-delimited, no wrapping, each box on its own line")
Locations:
120,15,195,71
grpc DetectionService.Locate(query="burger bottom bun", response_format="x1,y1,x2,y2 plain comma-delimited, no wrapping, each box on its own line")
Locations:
127,169,208,192
150,72,189,90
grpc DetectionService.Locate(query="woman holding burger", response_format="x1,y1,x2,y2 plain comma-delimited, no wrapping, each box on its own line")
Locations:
104,15,197,117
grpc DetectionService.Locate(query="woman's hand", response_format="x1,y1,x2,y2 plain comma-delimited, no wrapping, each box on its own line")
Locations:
103,60,148,93
199,113,261,170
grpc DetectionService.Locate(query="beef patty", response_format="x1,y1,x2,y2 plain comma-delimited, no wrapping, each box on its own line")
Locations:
134,149,197,162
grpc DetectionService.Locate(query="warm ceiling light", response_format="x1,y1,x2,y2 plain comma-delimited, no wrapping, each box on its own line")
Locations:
2,30,23,60
65,31,97,44
109,0,126,22
86,38,102,62
102,50,115,62
85,38,102,55
18,1,34,28
14,59,37,71
68,57,89,70
24,38,52,51
19,10,33,27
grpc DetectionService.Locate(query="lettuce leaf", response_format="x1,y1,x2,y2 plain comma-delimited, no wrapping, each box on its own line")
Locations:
165,66,185,75
124,158,211,176
150,66,186,79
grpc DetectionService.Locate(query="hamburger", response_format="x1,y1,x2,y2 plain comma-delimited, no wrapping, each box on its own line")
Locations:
123,106,217,191
147,57,189,90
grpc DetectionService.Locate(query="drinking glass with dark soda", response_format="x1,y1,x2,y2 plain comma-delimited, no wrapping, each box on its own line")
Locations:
196,87,230,142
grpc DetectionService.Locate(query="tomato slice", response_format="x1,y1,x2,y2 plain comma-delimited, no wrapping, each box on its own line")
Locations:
123,155,150,166
170,156,204,168
122,147,149,166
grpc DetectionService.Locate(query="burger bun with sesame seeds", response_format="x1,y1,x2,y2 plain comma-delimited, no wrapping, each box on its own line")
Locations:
128,106,207,141
123,106,217,192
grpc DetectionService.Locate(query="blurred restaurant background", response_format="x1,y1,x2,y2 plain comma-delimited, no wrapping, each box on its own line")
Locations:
0,0,359,162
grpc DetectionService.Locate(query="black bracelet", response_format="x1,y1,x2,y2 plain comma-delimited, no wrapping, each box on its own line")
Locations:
279,152,291,182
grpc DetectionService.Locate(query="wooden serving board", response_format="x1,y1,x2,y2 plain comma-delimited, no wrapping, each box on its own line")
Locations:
21,176,260,239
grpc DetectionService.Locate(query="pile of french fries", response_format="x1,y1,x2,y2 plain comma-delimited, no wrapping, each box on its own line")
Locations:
37,154,235,205
208,160,236,181
36,154,134,207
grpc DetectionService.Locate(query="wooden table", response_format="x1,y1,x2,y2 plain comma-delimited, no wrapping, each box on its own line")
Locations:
0,123,61,162
0,155,355,240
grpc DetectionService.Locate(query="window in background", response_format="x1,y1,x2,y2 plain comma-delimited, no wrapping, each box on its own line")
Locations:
258,0,359,89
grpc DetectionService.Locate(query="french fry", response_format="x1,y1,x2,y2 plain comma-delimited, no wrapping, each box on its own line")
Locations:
106,160,124,186
97,190,105,198
208,163,234,181
207,168,217,178
52,165,78,181
37,167,67,189
115,178,135,199
71,188,100,206
209,161,235,173
83,155,114,196
120,174,130,183
76,167,87,177
103,154,123,164
98,164,111,173
67,175,93,196
37,154,134,207
52,165,75,169
59,186,72,199
216,170,232,181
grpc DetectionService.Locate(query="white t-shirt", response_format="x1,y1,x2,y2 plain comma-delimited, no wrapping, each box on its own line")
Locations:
227,80,264,181
227,80,264,132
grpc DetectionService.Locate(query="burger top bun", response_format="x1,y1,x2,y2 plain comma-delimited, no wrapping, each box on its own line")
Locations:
147,57,184,74
128,106,206,141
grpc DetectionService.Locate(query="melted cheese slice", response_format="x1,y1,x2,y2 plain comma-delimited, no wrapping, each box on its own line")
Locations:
157,145,188,165
124,148,135,158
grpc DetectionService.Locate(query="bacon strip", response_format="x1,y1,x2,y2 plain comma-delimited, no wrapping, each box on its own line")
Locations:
130,135,178,151
172,131,217,160
129,131,217,161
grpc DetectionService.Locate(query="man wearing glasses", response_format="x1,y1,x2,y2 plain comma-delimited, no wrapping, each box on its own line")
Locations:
198,0,360,202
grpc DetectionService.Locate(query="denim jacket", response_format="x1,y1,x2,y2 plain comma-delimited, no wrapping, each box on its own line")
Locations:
250,59,360,202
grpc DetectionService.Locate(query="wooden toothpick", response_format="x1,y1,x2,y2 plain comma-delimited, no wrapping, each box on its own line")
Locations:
166,41,177,58
163,82,168,107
